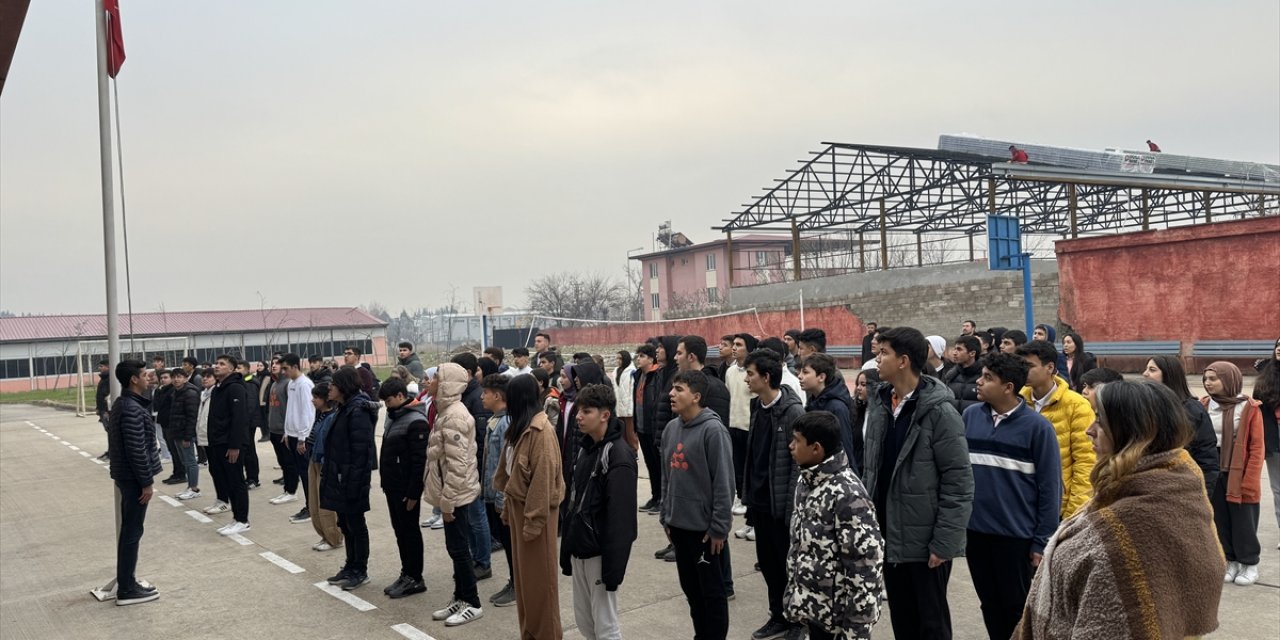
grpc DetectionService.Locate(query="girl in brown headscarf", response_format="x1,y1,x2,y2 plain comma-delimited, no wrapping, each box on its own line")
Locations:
1202,361,1265,586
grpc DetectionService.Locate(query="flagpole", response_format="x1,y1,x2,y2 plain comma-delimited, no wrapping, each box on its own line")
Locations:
94,0,120,400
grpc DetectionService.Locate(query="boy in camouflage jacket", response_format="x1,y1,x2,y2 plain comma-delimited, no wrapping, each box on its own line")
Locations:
784,411,884,640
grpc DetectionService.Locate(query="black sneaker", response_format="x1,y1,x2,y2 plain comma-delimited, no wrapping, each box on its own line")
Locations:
752,620,790,640
327,567,352,584
116,587,160,606
384,574,409,595
782,625,806,640
340,571,369,591
663,547,677,562
645,500,662,515
726,589,736,601
289,508,311,524
654,543,673,559
272,477,286,485
639,497,658,512
473,564,492,581
490,582,516,607
389,578,426,599
162,476,185,485
247,480,261,490
97,451,110,460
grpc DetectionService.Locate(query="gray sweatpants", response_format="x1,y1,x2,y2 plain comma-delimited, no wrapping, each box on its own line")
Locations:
572,555,621,639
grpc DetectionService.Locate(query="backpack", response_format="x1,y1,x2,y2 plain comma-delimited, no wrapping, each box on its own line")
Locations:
361,363,381,397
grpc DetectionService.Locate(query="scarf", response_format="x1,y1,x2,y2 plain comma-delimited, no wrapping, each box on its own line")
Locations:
1206,361,1244,468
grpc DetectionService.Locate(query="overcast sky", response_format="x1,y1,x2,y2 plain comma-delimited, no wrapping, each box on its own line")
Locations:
2,1,1277,316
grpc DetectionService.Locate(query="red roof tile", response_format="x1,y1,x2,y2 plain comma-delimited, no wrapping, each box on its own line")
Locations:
0,307,387,343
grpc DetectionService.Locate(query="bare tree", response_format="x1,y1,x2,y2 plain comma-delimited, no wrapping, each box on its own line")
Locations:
525,272,627,324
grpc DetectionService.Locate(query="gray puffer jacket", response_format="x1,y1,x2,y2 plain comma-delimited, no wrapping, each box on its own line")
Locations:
861,374,973,563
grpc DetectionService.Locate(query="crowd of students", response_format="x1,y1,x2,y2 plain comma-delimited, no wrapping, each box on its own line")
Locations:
98,329,1280,640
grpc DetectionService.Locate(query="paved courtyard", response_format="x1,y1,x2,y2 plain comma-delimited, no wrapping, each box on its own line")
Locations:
1,403,1277,639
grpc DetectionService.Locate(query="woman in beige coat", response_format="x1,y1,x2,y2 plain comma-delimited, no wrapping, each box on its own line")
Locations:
495,373,565,640
423,363,485,627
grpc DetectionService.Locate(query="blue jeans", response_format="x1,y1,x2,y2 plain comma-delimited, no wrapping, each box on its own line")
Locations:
115,480,150,593
444,501,480,607
467,499,491,569
178,440,199,488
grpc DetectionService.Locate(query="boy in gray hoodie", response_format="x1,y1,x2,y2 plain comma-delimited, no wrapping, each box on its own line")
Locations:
660,370,735,640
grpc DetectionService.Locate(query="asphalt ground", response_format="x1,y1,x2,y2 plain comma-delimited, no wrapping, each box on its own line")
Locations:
1,403,1277,640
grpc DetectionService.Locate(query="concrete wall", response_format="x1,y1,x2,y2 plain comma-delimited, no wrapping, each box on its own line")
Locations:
1057,216,1280,347
548,305,864,349
725,260,1061,339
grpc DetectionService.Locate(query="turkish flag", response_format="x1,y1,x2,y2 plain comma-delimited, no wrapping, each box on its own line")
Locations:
104,0,125,78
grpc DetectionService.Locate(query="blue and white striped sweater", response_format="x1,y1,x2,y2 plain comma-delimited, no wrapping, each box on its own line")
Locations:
963,401,1062,552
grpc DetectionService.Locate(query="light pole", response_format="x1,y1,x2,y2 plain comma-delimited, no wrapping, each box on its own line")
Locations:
626,247,644,320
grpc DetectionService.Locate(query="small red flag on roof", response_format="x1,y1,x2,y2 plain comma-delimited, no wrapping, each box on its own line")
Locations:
104,0,125,78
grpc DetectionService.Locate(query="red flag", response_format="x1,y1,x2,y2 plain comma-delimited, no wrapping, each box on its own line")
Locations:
104,0,125,78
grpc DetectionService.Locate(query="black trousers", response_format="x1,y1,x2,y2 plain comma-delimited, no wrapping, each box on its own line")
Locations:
729,429,748,500
749,509,793,624
1212,476,1261,565
486,501,514,578
270,432,299,493
443,501,480,607
638,430,663,501
288,436,309,508
670,526,729,640
338,510,370,573
165,436,186,477
386,494,423,580
115,480,149,593
207,444,249,523
966,530,1033,640
883,560,953,640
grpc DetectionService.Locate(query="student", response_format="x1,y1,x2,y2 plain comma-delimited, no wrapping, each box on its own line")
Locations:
424,363,486,626
724,333,757,519
495,373,565,639
343,345,376,396
926,335,949,378
154,369,177,471
964,353,1061,640
450,352,494,581
235,360,263,489
799,353,858,473
633,344,663,515
307,355,332,383
168,369,202,500
862,327,974,640
1202,361,1265,586
1059,332,1096,393
506,347,534,377
194,367,214,466
107,359,165,606
742,348,805,640
660,370,735,640
613,350,638,450
479,374,517,608
279,354,316,523
1014,381,1224,639
321,367,377,591
374,377,429,598
999,330,1028,355
795,328,826,361
306,383,343,552
95,359,112,460
397,341,426,379
860,322,878,365
266,361,299,503
562,383,638,640
942,336,983,412
1078,367,1122,403
1140,356,1220,493
1017,340,1095,520
849,369,870,476
781,328,802,375
534,332,554,355
207,355,253,535
1255,339,1280,546
761,337,805,404
716,335,735,380
784,411,883,640
559,363,608,530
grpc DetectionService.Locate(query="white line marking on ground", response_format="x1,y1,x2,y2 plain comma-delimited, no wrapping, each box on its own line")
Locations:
92,459,106,465
185,510,213,523
226,533,254,546
25,421,36,426
60,440,70,445
391,623,437,640
69,445,81,451
313,581,377,611
157,495,183,508
259,551,306,574
78,451,92,458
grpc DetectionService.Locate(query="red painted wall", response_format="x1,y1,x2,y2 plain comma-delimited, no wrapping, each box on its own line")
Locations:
547,305,864,348
1057,217,1280,347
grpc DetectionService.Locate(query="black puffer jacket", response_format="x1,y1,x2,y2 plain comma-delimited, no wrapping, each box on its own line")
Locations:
379,400,429,501
560,417,638,591
95,371,111,416
807,376,862,475
651,336,683,434
702,372,732,427
207,373,252,449
743,385,804,522
461,377,491,460
636,366,662,435
560,363,608,494
941,360,982,412
167,382,201,441
108,390,163,486
1183,397,1221,494
153,384,174,432
321,392,378,514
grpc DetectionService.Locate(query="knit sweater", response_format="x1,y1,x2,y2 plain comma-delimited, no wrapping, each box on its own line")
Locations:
1015,449,1224,640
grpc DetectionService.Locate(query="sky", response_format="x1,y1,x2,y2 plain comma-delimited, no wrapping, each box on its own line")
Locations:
2,1,1277,317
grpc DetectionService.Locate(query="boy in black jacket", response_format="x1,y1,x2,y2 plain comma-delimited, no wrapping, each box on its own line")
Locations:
108,359,165,606
378,377,430,599
561,383,637,639
168,369,202,500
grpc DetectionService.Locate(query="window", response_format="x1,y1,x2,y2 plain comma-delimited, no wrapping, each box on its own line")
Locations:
707,287,719,303
755,250,769,266
649,263,658,278
705,253,716,271
651,293,660,309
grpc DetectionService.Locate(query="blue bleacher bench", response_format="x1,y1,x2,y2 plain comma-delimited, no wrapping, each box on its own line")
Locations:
1088,341,1181,357
1191,340,1275,358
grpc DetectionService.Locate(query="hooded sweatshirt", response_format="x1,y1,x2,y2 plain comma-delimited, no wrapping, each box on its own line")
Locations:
424,363,480,514
659,407,735,539
807,374,861,474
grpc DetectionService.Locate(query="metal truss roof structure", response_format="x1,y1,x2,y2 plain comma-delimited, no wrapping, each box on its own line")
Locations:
716,142,1280,237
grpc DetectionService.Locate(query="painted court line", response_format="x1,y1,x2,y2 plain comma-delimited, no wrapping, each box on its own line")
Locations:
78,451,92,458
226,533,255,546
391,623,438,640
60,440,71,445
313,581,377,612
259,551,306,574
92,459,106,465
24,421,36,426
158,495,184,508
185,510,213,523
68,445,81,451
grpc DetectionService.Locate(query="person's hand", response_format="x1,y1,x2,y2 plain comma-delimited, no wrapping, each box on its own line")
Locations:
296,441,306,455
443,511,455,523
140,486,153,505
928,553,947,569
704,533,725,555
1030,552,1043,568
227,448,240,464
404,498,418,511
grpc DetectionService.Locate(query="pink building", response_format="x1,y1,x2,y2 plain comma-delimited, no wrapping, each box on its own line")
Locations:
632,235,792,320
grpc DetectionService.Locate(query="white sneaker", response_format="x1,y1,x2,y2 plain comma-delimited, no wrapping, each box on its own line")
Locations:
1224,560,1240,583
732,499,747,516
1234,564,1259,586
203,501,230,515
176,488,201,500
313,541,341,551
433,600,468,621
429,517,444,530
219,521,251,536
734,525,751,539
269,493,298,505
445,604,484,627
745,526,756,541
